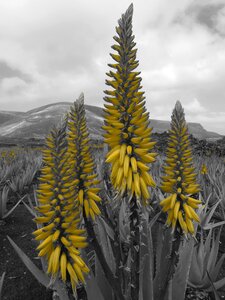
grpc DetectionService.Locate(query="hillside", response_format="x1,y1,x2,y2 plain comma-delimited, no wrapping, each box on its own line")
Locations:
0,102,222,142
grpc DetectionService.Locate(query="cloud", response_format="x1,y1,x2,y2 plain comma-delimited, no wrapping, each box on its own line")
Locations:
183,99,207,114
0,0,224,134
1,77,27,93
185,3,225,33
215,6,225,35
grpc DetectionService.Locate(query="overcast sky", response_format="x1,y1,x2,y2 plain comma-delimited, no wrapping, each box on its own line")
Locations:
0,0,225,134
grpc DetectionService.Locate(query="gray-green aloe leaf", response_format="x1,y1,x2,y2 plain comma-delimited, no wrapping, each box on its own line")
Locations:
7,236,69,300
0,272,6,300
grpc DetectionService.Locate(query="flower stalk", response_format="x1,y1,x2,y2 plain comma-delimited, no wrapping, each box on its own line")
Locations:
33,120,89,295
103,3,157,205
157,101,201,298
67,94,101,221
103,4,157,299
160,101,201,236
67,94,125,300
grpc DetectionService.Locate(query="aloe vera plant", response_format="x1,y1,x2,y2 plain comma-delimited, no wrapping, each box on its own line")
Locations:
0,186,26,219
103,4,157,299
7,4,225,300
188,228,225,293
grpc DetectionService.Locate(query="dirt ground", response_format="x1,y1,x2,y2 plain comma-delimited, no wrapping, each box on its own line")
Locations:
1,200,225,300
0,203,52,300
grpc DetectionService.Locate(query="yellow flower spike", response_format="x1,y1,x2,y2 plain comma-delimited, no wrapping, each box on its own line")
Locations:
160,101,201,235
103,4,156,204
67,95,101,220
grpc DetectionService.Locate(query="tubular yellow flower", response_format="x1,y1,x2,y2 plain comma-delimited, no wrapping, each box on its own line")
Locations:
33,121,89,291
103,4,156,205
200,163,208,175
160,101,201,235
67,93,101,220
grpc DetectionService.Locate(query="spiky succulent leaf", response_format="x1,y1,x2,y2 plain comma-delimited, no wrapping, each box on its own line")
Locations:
188,228,225,291
103,3,156,205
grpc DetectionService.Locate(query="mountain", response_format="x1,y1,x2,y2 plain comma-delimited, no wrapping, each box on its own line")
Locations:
0,102,104,141
0,102,222,142
150,120,222,141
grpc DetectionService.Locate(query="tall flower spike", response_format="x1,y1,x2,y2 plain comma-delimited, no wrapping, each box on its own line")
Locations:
160,101,201,235
67,93,101,220
33,121,89,292
103,3,157,205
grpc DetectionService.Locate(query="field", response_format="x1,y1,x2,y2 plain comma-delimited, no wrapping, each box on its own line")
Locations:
0,144,225,300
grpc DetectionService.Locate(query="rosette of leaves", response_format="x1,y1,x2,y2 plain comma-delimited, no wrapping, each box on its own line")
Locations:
160,101,201,235
188,228,225,298
103,3,157,205
33,121,89,292
67,93,101,220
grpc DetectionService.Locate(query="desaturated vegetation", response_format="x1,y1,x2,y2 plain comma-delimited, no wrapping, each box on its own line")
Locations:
1,4,225,300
